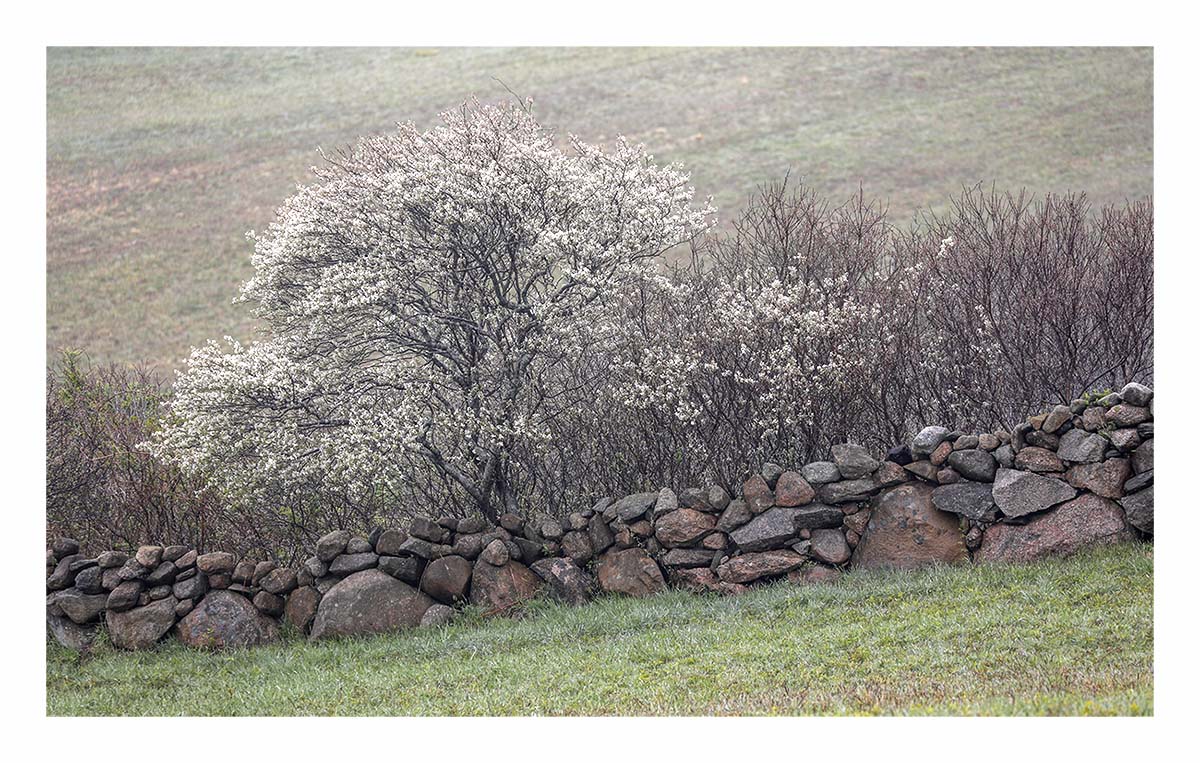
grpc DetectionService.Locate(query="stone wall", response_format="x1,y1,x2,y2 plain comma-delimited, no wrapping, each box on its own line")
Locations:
46,383,1154,651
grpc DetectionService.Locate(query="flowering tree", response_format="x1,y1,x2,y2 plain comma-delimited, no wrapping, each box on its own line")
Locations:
150,100,713,522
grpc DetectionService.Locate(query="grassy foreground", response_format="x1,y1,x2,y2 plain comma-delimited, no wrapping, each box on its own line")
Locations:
46,542,1152,716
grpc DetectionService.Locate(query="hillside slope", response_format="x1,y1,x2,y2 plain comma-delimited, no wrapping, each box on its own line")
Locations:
47,47,1152,372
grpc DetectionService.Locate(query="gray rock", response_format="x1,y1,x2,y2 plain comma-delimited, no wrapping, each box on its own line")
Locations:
96,550,127,569
1056,429,1108,463
652,487,679,519
800,461,842,485
419,555,473,604
1132,438,1153,474
716,498,753,532
760,462,784,489
261,568,297,595
1120,382,1153,406
931,481,999,522
106,580,143,612
946,449,997,482
51,538,80,560
328,552,379,576
47,612,98,650
830,443,881,479
316,530,351,562
991,468,1077,518
994,443,1015,468
1124,469,1153,493
106,597,178,650
1120,487,1153,534
172,573,208,601
729,505,842,552
480,539,510,566
1042,405,1072,433
612,491,659,522
912,425,951,458
74,566,104,594
660,548,717,568
56,589,109,624
818,478,878,504
377,555,423,583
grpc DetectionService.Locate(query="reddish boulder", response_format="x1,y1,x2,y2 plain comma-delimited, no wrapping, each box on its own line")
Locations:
283,586,321,634
976,493,1133,563
716,550,805,584
808,528,851,565
597,548,665,598
774,471,816,507
310,569,434,639
742,474,775,513
850,483,968,570
654,508,716,547
468,559,544,614
419,555,473,604
1066,459,1132,499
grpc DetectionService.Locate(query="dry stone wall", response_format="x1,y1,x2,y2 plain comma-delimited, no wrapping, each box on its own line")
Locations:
47,383,1154,651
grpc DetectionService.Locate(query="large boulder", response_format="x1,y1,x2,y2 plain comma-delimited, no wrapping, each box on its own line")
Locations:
818,478,879,504
106,597,178,650
419,555,473,604
977,494,1133,563
530,557,594,606
930,481,998,522
176,590,280,649
654,508,716,548
310,569,434,639
716,550,805,584
468,559,544,613
850,483,968,570
991,468,1077,518
597,548,665,598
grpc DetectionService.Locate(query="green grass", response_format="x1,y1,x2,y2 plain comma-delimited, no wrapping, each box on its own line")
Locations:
46,47,1152,372
46,542,1153,716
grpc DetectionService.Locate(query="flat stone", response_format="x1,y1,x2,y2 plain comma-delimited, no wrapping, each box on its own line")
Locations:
992,468,1077,517
801,461,842,485
946,449,997,481
1014,446,1064,473
717,550,805,584
931,481,998,522
612,492,660,522
818,478,878,504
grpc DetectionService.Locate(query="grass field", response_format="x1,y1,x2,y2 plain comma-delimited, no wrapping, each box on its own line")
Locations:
46,47,1153,372
46,542,1153,716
